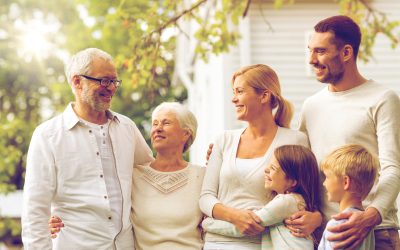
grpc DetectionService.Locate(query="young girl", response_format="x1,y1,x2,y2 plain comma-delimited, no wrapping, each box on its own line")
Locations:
202,145,321,250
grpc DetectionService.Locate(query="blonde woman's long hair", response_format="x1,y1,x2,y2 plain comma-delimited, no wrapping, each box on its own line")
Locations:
231,64,293,128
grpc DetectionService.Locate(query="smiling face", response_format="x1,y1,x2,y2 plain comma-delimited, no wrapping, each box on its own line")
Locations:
308,32,345,85
231,75,264,121
150,109,189,153
77,57,118,112
322,169,345,203
264,155,296,194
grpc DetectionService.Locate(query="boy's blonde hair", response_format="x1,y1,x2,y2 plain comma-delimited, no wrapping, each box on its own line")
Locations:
321,144,378,200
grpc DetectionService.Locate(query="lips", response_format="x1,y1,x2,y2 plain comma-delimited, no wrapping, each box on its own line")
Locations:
313,65,326,77
152,135,166,141
235,105,244,110
99,91,113,102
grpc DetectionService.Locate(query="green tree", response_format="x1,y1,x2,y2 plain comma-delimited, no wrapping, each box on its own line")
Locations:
0,0,78,244
75,0,399,90
0,0,398,246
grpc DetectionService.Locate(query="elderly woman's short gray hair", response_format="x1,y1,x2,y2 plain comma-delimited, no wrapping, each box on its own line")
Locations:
152,102,198,153
65,48,114,85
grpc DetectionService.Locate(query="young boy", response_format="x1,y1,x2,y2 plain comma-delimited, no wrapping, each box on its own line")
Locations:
319,144,378,250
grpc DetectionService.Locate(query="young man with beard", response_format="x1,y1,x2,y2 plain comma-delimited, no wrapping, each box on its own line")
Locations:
22,48,153,249
286,15,400,250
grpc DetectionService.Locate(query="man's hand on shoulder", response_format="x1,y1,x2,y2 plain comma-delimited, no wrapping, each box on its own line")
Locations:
327,207,381,250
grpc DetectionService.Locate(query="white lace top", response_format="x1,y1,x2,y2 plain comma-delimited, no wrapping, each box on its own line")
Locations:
131,163,205,250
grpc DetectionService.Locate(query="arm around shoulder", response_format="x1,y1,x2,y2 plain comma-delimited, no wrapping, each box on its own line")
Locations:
132,123,154,165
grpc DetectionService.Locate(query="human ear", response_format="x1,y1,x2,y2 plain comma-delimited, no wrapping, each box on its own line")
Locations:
289,179,297,190
182,129,191,140
260,90,270,104
342,45,353,62
72,75,83,90
343,175,351,190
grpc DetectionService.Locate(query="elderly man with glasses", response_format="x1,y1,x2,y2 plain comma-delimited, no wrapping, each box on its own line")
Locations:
22,48,153,250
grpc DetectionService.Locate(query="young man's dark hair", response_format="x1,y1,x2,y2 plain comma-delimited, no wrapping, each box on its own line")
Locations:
314,15,361,60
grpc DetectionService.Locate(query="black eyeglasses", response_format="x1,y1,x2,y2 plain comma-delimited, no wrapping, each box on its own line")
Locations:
79,75,122,88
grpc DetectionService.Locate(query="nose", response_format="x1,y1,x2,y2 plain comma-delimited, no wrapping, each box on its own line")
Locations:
231,94,238,103
106,83,117,91
155,123,163,131
309,51,317,65
151,123,163,136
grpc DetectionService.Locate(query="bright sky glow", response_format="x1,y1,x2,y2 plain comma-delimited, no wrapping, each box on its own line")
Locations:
16,14,61,60
77,4,96,27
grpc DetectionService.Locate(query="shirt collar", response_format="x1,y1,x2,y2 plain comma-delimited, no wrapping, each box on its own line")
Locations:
63,103,120,130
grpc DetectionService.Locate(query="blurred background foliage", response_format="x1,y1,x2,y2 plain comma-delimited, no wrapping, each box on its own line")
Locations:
0,0,398,247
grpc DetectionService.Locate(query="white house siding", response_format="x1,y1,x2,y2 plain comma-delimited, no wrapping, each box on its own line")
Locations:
186,0,400,161
248,0,339,126
180,0,400,224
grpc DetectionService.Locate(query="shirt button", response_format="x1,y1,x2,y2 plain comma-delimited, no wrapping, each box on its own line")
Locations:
96,152,99,155
101,126,103,129
104,195,107,199
103,133,105,136
100,174,103,178
108,216,112,220
89,130,92,133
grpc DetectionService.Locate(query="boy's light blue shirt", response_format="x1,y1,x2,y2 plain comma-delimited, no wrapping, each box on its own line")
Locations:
318,207,375,250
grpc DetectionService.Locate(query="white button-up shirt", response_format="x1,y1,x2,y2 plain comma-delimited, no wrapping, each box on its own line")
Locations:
22,103,153,250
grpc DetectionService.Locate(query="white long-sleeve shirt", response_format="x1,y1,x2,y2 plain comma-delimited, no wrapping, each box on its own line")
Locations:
22,103,153,250
199,127,309,245
202,193,314,250
300,80,400,230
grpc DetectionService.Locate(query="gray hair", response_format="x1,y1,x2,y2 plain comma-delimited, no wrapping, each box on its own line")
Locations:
65,48,114,85
152,102,198,153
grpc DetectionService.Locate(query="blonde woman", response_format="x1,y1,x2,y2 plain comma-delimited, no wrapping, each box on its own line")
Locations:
200,64,321,249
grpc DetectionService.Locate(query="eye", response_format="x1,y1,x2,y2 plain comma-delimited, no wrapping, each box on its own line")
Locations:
271,164,279,171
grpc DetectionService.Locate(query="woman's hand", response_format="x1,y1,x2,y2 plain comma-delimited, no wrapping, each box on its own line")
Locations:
284,210,322,238
48,216,64,239
229,209,264,236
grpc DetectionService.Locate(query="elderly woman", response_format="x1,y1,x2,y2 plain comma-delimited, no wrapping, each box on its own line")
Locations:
49,102,205,249
131,102,204,249
199,64,322,250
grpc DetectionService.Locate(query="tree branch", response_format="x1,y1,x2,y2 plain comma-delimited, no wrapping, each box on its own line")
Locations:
146,0,208,39
242,0,252,18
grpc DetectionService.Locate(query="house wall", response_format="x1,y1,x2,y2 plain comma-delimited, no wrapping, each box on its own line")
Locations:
189,0,400,163
185,0,400,222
